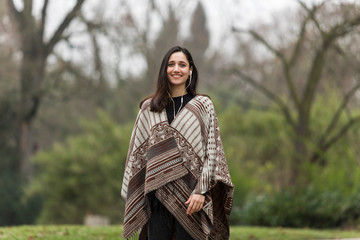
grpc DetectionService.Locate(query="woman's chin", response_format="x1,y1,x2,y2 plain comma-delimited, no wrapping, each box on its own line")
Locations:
170,81,186,87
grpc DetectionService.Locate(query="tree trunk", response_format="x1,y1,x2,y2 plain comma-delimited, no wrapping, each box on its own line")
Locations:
290,110,309,186
18,32,46,181
19,120,32,178
7,0,86,181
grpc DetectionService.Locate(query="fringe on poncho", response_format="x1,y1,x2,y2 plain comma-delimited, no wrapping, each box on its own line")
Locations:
121,95,234,240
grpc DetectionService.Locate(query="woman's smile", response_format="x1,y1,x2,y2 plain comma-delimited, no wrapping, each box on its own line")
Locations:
167,51,191,88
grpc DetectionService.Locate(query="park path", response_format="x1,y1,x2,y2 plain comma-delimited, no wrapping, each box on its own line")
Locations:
323,239,360,240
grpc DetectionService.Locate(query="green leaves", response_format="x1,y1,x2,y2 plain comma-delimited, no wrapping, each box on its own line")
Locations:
28,110,132,224
240,188,360,228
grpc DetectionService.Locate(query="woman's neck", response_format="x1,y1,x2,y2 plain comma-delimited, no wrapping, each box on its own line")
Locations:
170,85,187,97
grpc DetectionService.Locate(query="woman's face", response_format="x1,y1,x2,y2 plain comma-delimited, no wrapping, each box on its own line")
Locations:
167,51,192,88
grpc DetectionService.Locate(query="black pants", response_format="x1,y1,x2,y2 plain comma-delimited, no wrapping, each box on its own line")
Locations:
148,193,194,240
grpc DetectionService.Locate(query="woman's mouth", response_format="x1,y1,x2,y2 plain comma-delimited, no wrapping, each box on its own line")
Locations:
172,74,182,78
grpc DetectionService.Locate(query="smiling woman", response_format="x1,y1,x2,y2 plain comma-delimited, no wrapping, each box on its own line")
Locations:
166,51,193,95
121,46,234,240
145,46,199,114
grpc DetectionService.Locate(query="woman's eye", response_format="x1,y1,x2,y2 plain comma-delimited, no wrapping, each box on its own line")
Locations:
168,63,187,68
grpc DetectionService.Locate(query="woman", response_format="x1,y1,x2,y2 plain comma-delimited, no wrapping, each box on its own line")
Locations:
121,46,234,240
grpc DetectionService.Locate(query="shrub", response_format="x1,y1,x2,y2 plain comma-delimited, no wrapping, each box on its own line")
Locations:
240,187,360,228
27,110,132,224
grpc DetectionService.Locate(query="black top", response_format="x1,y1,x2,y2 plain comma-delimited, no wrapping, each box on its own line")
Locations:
166,93,195,124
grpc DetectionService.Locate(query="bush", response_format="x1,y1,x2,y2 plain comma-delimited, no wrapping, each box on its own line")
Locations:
27,110,132,224
0,171,42,226
219,104,293,225
217,92,360,227
0,97,42,226
240,187,360,228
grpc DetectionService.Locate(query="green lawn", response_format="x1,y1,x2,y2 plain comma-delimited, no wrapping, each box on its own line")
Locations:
0,225,359,240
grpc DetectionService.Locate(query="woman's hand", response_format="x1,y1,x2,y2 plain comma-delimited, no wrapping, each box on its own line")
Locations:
185,194,205,216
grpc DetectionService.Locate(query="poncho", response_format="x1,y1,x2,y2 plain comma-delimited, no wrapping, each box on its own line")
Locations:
121,95,234,240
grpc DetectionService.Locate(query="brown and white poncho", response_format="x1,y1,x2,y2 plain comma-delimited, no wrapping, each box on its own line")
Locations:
121,95,234,240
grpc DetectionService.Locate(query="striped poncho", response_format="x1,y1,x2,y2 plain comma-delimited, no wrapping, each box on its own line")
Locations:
121,95,234,240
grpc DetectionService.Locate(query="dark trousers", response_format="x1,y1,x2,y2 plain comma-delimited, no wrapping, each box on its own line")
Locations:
148,193,194,240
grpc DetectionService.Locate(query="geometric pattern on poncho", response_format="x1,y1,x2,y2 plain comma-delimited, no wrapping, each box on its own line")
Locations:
121,95,234,240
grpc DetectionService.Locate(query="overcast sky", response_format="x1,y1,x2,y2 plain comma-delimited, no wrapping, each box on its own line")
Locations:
199,0,299,52
13,0,356,47
13,0,299,44
11,0,357,78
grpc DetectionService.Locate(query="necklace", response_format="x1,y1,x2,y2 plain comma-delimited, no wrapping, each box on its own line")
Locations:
172,95,183,119
168,92,184,119
168,73,191,119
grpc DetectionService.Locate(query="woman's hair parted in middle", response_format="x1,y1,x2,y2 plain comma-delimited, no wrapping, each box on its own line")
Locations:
141,46,198,112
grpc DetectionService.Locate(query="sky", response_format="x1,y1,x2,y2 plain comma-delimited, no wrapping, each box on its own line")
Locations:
12,0,356,47
203,0,297,48
125,0,301,50
13,0,299,46
10,0,357,78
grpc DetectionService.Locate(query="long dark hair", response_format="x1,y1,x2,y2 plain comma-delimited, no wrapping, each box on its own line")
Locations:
141,46,198,112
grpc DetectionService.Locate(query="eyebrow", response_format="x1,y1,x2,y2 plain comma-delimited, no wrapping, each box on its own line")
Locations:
168,60,187,64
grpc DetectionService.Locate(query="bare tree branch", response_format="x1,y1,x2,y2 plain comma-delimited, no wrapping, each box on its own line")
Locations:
7,0,22,23
280,10,316,112
330,15,360,39
248,29,307,110
289,0,325,67
233,28,301,110
302,15,360,119
39,0,49,40
23,0,33,18
316,80,360,149
311,116,360,163
230,68,296,129
247,30,285,61
45,0,86,55
301,50,327,117
298,0,327,37
234,98,282,113
80,14,106,89
289,17,309,67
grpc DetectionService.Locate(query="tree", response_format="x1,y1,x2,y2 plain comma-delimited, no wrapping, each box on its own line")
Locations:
184,2,217,89
184,2,209,66
7,0,86,181
231,0,360,185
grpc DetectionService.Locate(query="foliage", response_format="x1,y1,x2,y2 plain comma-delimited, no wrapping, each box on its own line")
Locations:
1,0,360,227
219,102,294,225
232,1,360,187
306,89,360,194
0,170,42,226
219,103,292,194
219,90,360,226
1,225,360,240
0,95,42,225
240,187,360,228
27,110,132,224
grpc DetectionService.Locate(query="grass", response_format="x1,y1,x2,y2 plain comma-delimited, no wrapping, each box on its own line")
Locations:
0,225,359,240
230,226,360,240
0,225,122,240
